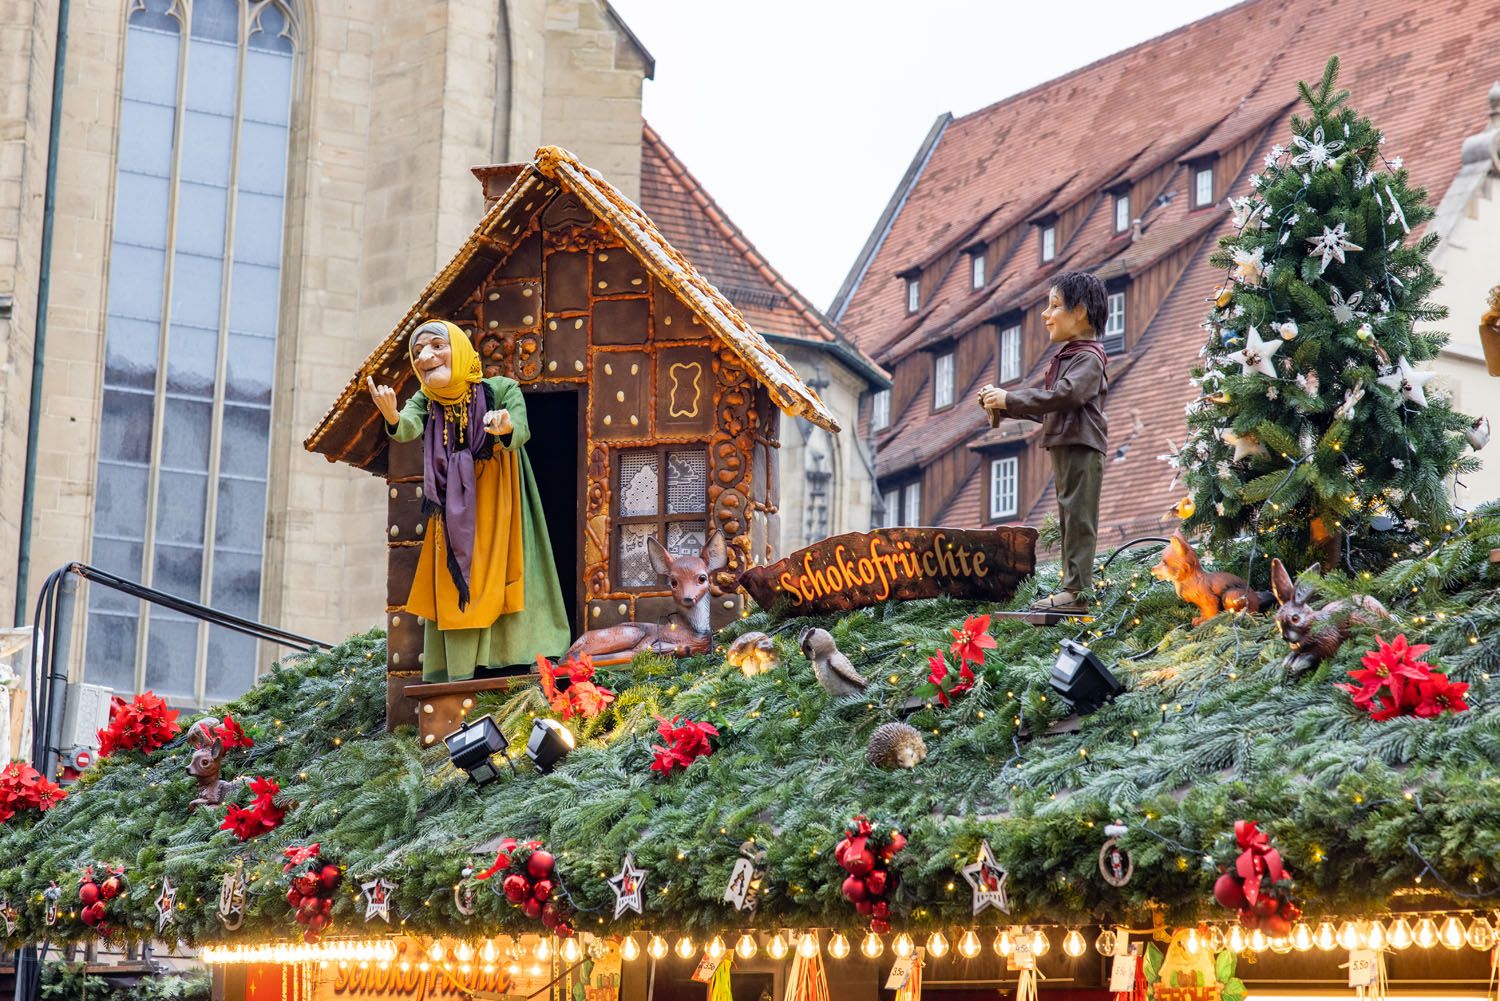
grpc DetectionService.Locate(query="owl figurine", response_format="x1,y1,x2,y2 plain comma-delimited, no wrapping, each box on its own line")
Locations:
798,627,868,697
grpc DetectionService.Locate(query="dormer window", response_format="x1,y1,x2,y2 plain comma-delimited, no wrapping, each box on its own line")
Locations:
871,389,890,432
906,277,920,313
999,322,1022,383
1103,288,1127,354
970,249,986,289
933,351,955,410
1114,192,1131,233
1193,163,1215,207
1040,224,1057,262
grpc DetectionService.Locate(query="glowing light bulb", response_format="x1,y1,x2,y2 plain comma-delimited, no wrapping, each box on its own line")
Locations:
648,935,668,960
1093,929,1115,956
736,934,758,960
1184,928,1201,955
995,929,1014,956
1389,917,1414,950
1289,923,1313,952
1064,929,1087,958
829,933,850,960
1414,917,1438,949
1366,920,1386,951
958,930,982,959
1439,916,1464,950
481,940,499,964
1206,926,1226,953
1314,922,1337,951
1031,928,1050,956
428,940,446,964
675,936,696,959
1337,921,1360,951
893,933,914,958
767,933,788,960
455,941,474,964
708,937,726,961
1249,929,1269,952
562,938,582,964
861,932,884,959
926,931,949,958
1269,935,1293,955
1228,926,1247,953
1467,917,1496,951
622,936,641,962
798,932,819,958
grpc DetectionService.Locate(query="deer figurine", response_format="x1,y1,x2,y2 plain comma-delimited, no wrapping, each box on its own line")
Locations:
564,532,728,662
1270,558,1389,675
187,737,241,812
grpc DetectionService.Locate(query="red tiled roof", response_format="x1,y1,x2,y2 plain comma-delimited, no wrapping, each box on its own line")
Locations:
836,0,1500,543
640,123,887,385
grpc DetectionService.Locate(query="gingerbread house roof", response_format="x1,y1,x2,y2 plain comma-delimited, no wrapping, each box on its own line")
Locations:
305,146,840,472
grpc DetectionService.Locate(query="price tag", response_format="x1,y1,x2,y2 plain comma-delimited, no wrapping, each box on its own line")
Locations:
1009,939,1036,971
1347,949,1378,988
1109,950,1139,992
886,954,915,989
691,954,722,984
1113,932,1131,958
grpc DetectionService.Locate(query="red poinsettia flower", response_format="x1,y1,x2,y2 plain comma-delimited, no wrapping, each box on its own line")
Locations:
926,650,951,707
949,614,997,666
96,691,181,758
1350,633,1432,705
221,804,265,840
952,661,977,697
214,714,254,750
649,715,719,774
1413,673,1469,718
536,654,616,720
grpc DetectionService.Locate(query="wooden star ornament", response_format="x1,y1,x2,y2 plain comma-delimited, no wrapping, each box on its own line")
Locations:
608,853,647,919
1225,326,1282,379
961,840,1012,915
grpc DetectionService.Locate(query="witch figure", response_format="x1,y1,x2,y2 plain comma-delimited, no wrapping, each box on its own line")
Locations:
367,320,570,682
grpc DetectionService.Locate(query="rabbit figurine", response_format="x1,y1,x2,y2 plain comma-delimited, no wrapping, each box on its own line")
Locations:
1270,558,1390,675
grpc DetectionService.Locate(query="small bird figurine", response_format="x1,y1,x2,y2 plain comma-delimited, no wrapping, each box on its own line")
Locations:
1169,495,1196,520
798,627,868,697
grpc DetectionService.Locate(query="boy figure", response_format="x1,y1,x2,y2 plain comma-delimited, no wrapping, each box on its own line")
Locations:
978,271,1109,613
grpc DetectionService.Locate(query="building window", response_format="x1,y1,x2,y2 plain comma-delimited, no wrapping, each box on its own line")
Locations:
1103,290,1126,353
1040,225,1056,262
870,389,890,432
1114,193,1131,233
85,0,299,706
970,250,985,289
906,277,920,313
1194,165,1215,207
933,352,955,409
903,481,921,525
989,457,1019,520
878,488,898,528
613,446,709,590
999,324,1022,383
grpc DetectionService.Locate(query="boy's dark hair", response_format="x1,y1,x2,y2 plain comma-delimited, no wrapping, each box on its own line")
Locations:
1051,271,1107,337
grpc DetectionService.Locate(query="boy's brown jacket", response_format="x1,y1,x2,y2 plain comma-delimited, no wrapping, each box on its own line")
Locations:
999,348,1109,453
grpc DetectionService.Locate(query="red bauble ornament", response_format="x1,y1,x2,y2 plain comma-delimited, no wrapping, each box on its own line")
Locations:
886,831,907,855
79,883,100,907
872,900,890,920
871,917,890,934
854,899,873,916
843,849,875,877
319,864,341,889
503,874,529,903
303,929,319,944
286,888,303,907
100,876,122,901
1253,896,1278,918
1213,871,1246,910
1264,914,1292,937
532,879,554,902
294,872,319,896
295,907,311,926
865,870,888,897
842,876,867,902
81,903,103,927
522,898,542,919
527,851,555,879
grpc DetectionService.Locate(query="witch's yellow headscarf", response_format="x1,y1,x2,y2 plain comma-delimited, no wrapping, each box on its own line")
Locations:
409,319,482,406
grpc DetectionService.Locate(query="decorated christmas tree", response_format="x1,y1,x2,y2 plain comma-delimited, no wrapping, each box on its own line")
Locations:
1177,57,1478,569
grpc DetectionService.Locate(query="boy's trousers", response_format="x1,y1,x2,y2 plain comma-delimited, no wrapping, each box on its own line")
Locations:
1050,444,1104,596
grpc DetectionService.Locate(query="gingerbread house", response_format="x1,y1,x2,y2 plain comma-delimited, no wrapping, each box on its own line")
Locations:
304,147,839,726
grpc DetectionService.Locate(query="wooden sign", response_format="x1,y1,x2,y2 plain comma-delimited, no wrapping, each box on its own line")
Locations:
736,527,1037,617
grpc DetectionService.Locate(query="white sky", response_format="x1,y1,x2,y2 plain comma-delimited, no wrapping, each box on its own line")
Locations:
608,0,1244,314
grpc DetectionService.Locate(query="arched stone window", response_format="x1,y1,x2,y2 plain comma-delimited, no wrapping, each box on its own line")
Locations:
86,0,299,705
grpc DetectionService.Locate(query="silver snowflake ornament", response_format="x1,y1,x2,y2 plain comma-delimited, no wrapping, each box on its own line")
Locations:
1306,222,1362,275
1291,125,1344,168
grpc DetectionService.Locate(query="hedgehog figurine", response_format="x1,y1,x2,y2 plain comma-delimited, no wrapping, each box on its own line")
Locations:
866,722,927,770
725,631,778,676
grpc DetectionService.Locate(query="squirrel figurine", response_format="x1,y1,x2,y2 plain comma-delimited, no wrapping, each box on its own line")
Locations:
1270,558,1389,675
187,737,241,812
1150,531,1268,626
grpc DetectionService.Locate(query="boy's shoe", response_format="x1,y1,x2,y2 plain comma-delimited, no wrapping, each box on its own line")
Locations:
1031,590,1087,613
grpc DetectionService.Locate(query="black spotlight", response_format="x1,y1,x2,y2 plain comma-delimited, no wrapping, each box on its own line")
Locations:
1049,639,1126,716
526,718,575,773
444,716,513,785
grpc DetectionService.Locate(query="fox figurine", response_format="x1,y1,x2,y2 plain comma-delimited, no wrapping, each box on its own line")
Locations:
1150,531,1267,626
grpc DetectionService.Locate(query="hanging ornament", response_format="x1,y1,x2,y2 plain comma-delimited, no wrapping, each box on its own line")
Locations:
155,877,177,934
1376,356,1436,408
835,815,904,933
1272,320,1299,341
1295,371,1320,398
1466,416,1490,451
1306,222,1363,275
1382,185,1410,233
283,844,342,944
1231,247,1267,285
1098,830,1134,888
360,877,396,923
1355,322,1376,344
1290,125,1344,169
218,861,246,931
607,853,646,919
1329,287,1365,325
43,883,60,927
475,837,575,937
0,897,15,937
1228,196,1267,232
723,840,766,913
1225,326,1282,378
1335,384,1366,421
961,840,1011,914
1212,820,1301,935
454,866,478,916
1222,430,1269,462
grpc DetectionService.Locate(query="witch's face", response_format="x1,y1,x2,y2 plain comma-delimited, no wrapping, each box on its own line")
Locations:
412,330,452,388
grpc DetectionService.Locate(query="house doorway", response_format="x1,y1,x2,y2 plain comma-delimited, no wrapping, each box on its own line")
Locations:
522,386,583,641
